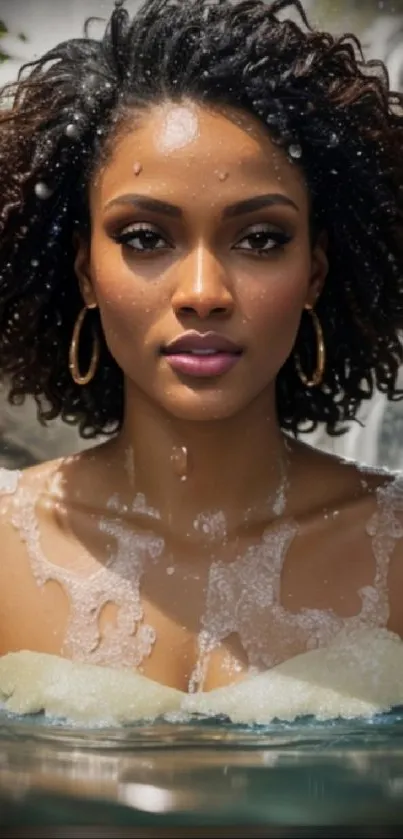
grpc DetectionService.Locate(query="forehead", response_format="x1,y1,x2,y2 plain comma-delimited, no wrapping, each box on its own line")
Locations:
91,101,309,211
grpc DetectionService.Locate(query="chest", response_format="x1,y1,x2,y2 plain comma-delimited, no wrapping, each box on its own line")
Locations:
2,501,391,691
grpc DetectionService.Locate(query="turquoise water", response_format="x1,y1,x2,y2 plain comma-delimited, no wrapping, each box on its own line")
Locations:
2,709,403,827
2,705,403,746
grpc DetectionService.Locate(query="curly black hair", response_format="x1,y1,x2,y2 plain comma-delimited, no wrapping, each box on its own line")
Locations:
0,0,403,439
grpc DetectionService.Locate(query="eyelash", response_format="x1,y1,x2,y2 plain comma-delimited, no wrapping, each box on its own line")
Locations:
113,223,170,253
234,224,292,255
113,222,292,256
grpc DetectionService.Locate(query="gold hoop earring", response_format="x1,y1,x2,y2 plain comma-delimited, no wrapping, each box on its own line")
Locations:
69,304,100,386
295,305,325,388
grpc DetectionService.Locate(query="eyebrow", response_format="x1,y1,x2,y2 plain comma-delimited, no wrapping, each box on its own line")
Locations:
223,193,299,217
104,192,299,218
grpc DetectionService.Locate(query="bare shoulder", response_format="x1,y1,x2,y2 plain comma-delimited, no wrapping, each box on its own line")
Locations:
371,469,403,636
292,439,402,561
292,438,394,520
306,448,403,636
0,456,63,559
0,458,69,655
291,441,403,630
0,443,118,569
0,457,64,508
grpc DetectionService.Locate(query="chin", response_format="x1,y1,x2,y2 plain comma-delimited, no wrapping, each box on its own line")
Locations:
160,394,248,423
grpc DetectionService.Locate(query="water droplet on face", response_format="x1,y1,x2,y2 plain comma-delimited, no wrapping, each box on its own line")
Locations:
217,171,229,182
158,105,199,154
170,446,189,481
288,144,302,160
34,182,53,200
133,162,143,176
166,566,175,576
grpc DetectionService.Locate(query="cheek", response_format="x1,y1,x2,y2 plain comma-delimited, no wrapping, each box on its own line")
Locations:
97,279,146,334
240,261,309,343
89,250,155,364
91,239,147,318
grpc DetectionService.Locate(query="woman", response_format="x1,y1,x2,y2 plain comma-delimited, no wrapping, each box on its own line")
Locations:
0,0,403,708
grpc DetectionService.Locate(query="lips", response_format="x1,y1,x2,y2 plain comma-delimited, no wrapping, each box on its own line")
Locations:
163,331,243,355
161,331,243,378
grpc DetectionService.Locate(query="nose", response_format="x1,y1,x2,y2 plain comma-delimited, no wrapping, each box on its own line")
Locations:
171,246,234,320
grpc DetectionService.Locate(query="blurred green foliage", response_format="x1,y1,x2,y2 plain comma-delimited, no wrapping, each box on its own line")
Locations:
0,19,9,63
312,0,398,32
0,20,27,62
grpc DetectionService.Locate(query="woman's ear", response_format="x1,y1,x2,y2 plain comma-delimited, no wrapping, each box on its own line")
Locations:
72,232,97,307
306,230,329,307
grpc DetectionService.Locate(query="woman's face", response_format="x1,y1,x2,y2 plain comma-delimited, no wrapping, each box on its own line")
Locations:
76,101,327,421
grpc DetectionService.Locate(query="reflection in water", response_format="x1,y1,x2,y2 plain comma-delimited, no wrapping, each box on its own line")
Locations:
3,713,403,827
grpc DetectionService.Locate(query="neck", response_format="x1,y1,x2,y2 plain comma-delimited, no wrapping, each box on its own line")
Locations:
104,385,293,539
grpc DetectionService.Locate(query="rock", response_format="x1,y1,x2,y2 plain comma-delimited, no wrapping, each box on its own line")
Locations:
0,386,91,468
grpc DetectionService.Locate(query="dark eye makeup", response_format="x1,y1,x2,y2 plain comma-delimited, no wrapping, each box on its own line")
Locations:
112,220,293,257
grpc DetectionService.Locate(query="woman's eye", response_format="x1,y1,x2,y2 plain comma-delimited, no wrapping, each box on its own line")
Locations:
234,226,292,255
114,224,170,253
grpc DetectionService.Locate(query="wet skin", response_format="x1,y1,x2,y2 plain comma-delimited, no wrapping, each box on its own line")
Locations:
1,101,403,692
